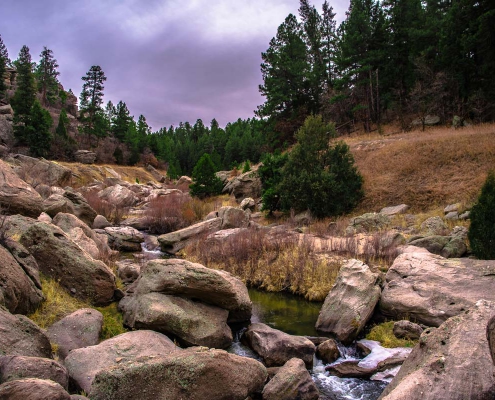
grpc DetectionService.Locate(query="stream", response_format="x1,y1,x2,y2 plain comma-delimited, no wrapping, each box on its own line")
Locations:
138,238,388,400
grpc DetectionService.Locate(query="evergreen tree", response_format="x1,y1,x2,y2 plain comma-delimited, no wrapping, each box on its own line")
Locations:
0,34,10,95
79,65,107,144
11,45,36,144
24,100,52,157
0,34,10,66
35,46,60,105
111,100,132,141
258,151,288,214
278,115,363,218
189,153,224,198
468,171,495,259
56,108,69,139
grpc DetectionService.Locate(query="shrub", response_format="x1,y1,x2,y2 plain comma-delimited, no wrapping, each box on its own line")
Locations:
258,151,288,214
468,171,495,259
81,188,129,224
189,153,224,198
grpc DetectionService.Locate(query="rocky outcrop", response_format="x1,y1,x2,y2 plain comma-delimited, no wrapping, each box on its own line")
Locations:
316,260,381,344
242,323,316,368
0,378,71,400
0,356,68,389
0,307,52,358
0,244,44,315
8,154,72,188
0,158,43,217
90,347,267,400
262,358,319,400
158,217,223,254
407,235,467,258
65,330,179,394
119,293,233,349
46,308,103,360
380,248,495,326
6,215,116,306
223,168,262,202
104,226,145,252
123,258,251,323
379,300,495,400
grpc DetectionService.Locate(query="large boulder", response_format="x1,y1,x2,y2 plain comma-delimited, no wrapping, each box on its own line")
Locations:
158,217,223,254
379,300,495,400
53,213,114,261
0,158,43,217
65,330,179,394
0,243,44,315
43,194,75,217
346,212,391,234
90,347,267,400
242,323,315,368
46,308,103,360
407,235,467,258
420,216,447,235
380,248,495,326
316,259,381,344
119,292,233,349
223,169,262,202
0,378,71,400
62,187,98,226
0,307,52,358
8,154,72,188
122,258,251,323
218,206,250,229
6,215,116,306
74,150,96,164
0,356,68,389
262,358,319,400
98,184,137,207
393,320,423,341
104,226,145,252
316,339,341,364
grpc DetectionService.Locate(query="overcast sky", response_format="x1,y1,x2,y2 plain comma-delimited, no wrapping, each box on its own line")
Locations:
0,0,349,130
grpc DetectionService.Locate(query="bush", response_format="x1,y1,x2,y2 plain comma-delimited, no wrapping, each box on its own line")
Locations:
468,171,495,259
189,153,224,198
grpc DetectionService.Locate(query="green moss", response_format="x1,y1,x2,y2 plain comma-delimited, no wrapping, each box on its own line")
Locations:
366,321,417,348
96,302,128,340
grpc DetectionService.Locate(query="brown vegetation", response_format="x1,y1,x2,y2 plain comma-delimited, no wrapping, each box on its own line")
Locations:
82,188,129,224
348,123,495,212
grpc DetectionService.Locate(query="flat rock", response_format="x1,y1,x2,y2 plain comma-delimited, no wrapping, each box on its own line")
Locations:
380,204,409,216
380,300,495,400
379,248,495,326
316,259,381,344
90,347,267,400
242,323,315,368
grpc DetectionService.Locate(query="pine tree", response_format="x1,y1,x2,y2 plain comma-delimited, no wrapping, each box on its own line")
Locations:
55,108,69,139
79,65,107,144
11,45,36,144
189,153,224,198
35,46,60,105
24,100,52,157
111,100,132,141
0,34,10,95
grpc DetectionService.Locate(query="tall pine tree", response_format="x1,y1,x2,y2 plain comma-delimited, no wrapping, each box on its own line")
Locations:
35,46,60,106
0,34,10,95
79,65,107,144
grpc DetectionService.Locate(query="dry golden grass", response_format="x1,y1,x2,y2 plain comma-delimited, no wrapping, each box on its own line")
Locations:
347,123,495,213
366,321,416,348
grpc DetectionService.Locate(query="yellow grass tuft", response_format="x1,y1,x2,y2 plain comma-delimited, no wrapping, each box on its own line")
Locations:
366,321,416,348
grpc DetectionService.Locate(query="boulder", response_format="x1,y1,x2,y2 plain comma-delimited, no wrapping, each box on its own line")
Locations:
420,216,447,235
316,339,341,364
53,213,114,260
74,150,96,164
0,307,52,358
0,105,13,115
444,203,462,214
407,235,467,258
346,212,391,234
488,314,495,366
262,358,319,400
116,260,141,284
215,170,231,184
177,175,192,186
380,204,409,216
61,187,97,226
0,356,68,389
0,378,70,400
240,197,256,211
393,320,423,341
158,217,223,254
242,323,315,368
65,330,179,394
104,226,145,252
119,292,233,349
6,215,116,306
0,117,14,148
218,206,250,229
8,154,72,188
37,212,52,223
0,159,44,217
145,164,166,183
380,300,495,400
46,308,103,360
98,184,137,207
223,169,262,202
42,194,75,218
90,347,267,400
0,244,44,315
316,259,381,344
411,115,440,126
92,214,111,229
380,248,495,326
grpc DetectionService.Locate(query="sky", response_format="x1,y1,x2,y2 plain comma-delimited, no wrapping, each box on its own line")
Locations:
0,0,349,130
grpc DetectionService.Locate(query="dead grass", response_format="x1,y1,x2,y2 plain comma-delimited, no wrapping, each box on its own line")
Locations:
185,228,342,301
348,123,495,213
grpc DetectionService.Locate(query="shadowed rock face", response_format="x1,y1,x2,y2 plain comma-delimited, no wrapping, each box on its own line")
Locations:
379,300,495,400
316,259,381,344
90,348,267,400
380,248,495,326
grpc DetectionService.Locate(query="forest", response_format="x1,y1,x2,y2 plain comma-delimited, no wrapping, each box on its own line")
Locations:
0,0,494,177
